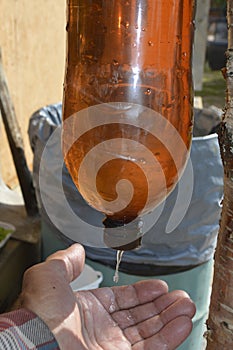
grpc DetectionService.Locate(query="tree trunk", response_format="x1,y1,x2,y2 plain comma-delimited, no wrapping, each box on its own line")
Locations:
206,0,233,348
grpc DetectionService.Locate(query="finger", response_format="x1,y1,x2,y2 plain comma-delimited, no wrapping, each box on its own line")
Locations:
123,297,195,344
132,315,193,350
46,243,85,283
91,279,168,314
112,290,194,329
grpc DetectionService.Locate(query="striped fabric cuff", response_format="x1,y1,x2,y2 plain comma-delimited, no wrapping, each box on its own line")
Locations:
0,308,59,349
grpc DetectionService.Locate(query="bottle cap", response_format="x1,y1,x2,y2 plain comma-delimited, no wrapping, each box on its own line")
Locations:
103,216,143,251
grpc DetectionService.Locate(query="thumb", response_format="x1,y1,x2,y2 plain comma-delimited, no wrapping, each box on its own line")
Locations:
46,243,85,283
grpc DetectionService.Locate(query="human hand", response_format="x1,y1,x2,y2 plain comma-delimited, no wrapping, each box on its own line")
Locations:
21,244,195,350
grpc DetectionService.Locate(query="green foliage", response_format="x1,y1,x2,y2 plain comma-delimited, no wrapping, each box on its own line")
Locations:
0,227,13,241
198,64,226,109
211,0,226,9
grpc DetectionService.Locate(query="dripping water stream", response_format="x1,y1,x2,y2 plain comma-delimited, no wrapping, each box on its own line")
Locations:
113,250,124,283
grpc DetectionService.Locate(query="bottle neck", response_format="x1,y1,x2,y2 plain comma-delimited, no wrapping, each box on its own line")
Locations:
103,216,143,250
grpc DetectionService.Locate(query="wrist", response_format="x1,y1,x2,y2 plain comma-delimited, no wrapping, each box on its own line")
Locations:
0,308,59,349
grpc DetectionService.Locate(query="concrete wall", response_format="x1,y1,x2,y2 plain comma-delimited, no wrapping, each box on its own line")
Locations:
0,0,66,186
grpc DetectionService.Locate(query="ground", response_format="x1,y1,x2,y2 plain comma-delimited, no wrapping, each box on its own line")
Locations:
197,63,226,109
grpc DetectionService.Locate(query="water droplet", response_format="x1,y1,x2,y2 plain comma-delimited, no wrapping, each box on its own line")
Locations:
139,158,146,164
138,219,144,229
142,27,146,31
121,20,130,29
132,42,137,48
182,52,187,58
148,40,154,46
135,24,138,29
112,59,119,66
144,88,152,96
109,304,116,313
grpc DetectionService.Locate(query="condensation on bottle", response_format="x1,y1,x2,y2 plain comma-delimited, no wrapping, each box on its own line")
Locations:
62,0,195,250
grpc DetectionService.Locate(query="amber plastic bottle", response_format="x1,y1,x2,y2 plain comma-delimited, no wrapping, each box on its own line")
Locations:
63,0,195,250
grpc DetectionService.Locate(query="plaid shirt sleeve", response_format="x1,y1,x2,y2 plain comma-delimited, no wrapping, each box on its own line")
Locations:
0,308,59,349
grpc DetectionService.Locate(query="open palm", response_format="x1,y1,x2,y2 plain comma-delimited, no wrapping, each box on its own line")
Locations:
21,244,195,350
